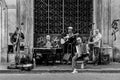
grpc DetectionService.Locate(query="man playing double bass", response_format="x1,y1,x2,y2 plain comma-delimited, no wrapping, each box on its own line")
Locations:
88,29,102,65
10,27,24,65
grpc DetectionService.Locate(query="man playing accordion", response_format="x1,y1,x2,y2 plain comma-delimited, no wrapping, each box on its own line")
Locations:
72,37,89,73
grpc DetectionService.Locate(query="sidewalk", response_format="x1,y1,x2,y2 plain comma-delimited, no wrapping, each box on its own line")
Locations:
1,62,120,73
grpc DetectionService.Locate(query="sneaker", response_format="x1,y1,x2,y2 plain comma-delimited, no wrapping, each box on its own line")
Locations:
72,69,78,73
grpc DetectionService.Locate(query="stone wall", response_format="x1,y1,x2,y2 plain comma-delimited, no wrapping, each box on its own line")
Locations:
0,0,8,63
94,0,111,45
94,0,113,59
5,0,16,45
111,0,120,61
18,0,34,54
0,0,16,63
1,0,120,63
95,0,120,61
0,0,34,63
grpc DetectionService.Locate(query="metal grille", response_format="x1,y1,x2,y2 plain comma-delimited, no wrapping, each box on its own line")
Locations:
34,0,93,47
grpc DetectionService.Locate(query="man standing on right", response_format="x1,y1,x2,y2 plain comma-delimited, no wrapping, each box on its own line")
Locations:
89,29,102,65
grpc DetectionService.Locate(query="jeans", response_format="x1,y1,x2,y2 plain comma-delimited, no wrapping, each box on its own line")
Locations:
72,54,78,70
72,53,89,70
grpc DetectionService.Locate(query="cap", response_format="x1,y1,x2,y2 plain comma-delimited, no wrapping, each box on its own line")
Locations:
77,37,81,40
68,27,73,30
77,37,82,43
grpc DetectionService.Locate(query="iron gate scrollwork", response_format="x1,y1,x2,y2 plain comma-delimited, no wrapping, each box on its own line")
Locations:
34,0,93,48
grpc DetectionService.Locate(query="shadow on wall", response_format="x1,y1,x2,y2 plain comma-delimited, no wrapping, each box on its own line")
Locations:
113,47,120,62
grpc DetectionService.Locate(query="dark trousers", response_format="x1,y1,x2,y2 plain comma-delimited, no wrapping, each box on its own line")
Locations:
94,47,100,65
14,42,20,65
72,54,78,70
63,42,75,56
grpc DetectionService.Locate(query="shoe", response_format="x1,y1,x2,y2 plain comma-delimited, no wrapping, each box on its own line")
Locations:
94,63,98,66
81,63,84,69
72,69,78,73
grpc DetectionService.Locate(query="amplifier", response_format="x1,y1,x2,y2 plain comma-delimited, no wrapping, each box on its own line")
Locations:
100,47,113,60
100,54,110,64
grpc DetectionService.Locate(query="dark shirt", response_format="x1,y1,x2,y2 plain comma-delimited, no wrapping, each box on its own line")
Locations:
89,36,94,51
10,32,24,44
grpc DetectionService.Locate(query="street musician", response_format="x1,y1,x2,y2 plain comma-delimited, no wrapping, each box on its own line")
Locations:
61,27,79,54
10,27,24,65
88,29,102,65
72,37,89,73
61,27,79,63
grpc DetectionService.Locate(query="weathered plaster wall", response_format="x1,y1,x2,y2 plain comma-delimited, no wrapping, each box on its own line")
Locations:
0,0,8,63
95,0,120,61
5,0,16,45
111,0,120,61
94,0,113,59
95,0,111,45
0,0,16,63
19,0,34,54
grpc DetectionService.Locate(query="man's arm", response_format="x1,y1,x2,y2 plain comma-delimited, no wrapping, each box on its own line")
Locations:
89,34,102,44
94,34,102,43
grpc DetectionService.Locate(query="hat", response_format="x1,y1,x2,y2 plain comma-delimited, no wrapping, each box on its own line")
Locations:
68,27,73,30
77,37,82,43
77,37,81,40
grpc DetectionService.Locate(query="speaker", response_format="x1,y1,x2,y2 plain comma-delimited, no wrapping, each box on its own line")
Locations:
101,54,110,64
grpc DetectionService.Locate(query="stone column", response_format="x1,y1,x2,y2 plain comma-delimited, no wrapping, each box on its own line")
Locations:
93,0,97,30
0,0,8,63
0,2,2,63
1,7,8,63
19,0,34,55
16,0,20,27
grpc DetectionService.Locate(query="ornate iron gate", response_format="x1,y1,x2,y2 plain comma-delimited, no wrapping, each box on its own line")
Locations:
34,0,93,48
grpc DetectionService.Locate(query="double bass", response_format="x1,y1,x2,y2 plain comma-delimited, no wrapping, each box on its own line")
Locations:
10,28,24,46
10,27,24,64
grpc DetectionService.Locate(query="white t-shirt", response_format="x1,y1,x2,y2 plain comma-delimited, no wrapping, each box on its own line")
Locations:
93,33,102,47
